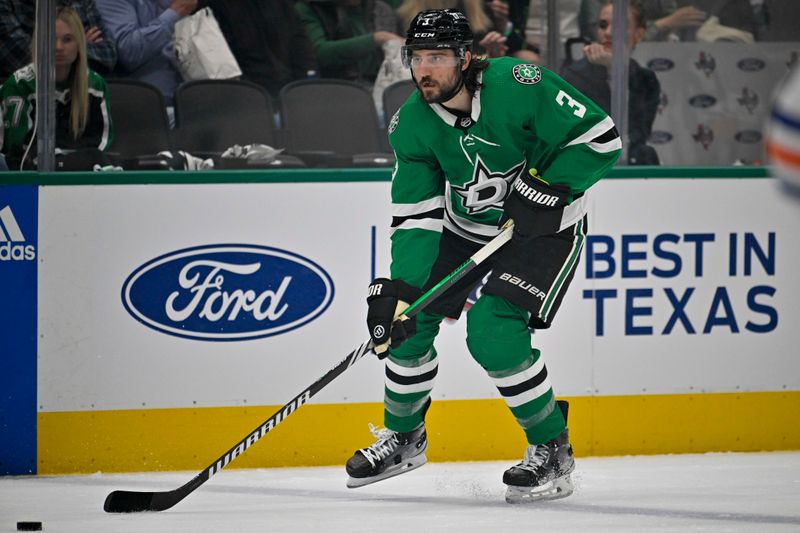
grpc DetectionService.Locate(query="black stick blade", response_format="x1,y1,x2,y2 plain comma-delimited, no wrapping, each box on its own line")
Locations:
104,490,156,513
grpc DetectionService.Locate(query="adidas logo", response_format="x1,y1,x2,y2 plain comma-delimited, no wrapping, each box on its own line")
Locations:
0,205,36,261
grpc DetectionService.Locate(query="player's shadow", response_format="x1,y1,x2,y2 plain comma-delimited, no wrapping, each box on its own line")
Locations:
203,483,800,527
64,475,799,526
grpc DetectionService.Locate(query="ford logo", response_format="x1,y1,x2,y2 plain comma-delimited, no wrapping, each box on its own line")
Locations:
734,130,762,143
737,58,766,71
122,244,334,341
689,94,717,108
649,130,673,144
647,58,674,71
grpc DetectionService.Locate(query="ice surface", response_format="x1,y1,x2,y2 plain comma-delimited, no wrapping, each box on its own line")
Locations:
1,452,799,532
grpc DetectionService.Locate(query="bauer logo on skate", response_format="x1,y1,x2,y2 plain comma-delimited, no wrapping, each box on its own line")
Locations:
121,244,334,341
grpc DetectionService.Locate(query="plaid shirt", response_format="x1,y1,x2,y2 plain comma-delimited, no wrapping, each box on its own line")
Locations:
0,0,117,82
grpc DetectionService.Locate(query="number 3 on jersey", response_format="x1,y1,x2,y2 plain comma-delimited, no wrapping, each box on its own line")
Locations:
555,90,586,118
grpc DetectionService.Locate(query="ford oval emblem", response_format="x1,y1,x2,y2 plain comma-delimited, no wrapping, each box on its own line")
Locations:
122,244,334,341
688,94,717,108
737,58,766,71
649,130,673,144
734,130,762,143
647,58,674,71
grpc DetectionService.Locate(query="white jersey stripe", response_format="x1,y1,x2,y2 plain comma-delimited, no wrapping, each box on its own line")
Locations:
89,87,112,151
392,196,445,217
768,120,800,148
390,218,443,235
491,356,545,388
542,218,585,321
558,192,589,232
564,116,618,149
502,376,553,408
385,357,439,377
385,379,437,395
587,137,623,153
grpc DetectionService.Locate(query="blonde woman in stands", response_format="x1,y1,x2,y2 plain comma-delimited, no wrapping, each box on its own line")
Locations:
0,5,113,170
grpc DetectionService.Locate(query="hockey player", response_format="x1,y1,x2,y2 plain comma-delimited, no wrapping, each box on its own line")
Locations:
345,9,621,503
766,64,800,199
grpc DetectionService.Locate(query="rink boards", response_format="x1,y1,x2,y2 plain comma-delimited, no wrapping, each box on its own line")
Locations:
1,170,799,475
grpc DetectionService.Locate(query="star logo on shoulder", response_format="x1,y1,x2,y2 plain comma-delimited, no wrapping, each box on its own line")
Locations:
512,64,542,85
452,155,526,214
388,111,400,134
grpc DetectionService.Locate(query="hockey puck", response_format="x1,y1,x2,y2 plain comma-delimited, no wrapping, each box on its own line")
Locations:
17,522,42,531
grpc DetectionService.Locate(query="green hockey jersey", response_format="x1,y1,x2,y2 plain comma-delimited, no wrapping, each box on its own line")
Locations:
388,57,621,287
1,63,113,168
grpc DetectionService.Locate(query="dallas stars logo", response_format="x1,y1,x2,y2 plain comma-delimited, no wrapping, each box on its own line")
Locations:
512,64,542,85
452,155,526,214
388,111,400,134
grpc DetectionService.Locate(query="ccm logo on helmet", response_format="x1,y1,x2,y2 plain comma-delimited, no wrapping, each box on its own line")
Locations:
415,32,436,37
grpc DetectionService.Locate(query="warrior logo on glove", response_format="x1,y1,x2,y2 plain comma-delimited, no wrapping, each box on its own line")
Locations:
366,278,422,355
511,175,561,207
499,168,571,241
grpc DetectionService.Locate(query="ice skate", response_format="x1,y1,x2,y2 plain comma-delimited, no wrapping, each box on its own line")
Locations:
345,423,428,488
503,428,575,503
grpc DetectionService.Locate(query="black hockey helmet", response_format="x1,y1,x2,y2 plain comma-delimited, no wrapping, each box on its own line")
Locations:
401,9,474,68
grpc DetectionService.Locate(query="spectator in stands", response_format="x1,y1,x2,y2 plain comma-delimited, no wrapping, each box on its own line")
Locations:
96,0,196,108
294,0,403,84
579,0,707,42
0,121,5,169
524,0,581,65
754,0,800,41
690,0,800,42
0,133,7,169
200,0,317,104
485,0,539,61
396,0,511,58
0,0,117,83
562,0,660,165
580,0,799,44
1,5,113,170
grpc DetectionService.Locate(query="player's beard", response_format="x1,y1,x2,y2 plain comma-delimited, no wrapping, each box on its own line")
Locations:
415,69,464,104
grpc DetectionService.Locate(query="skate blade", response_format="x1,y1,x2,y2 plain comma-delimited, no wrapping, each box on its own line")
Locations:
346,453,428,489
505,474,573,504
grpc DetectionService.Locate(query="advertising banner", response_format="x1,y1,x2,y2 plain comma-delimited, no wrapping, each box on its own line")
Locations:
633,42,800,166
35,179,800,416
37,182,391,412
0,185,38,474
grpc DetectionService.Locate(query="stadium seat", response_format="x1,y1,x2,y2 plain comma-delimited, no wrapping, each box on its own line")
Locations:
173,79,305,168
382,79,416,128
105,79,173,161
279,80,394,167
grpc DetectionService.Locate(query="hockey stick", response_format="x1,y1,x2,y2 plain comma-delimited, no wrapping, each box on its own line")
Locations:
104,222,514,513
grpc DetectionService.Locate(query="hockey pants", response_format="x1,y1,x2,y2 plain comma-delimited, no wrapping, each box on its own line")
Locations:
383,293,566,445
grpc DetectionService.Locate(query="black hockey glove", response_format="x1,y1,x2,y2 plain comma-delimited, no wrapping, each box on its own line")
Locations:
499,168,571,242
367,278,422,358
